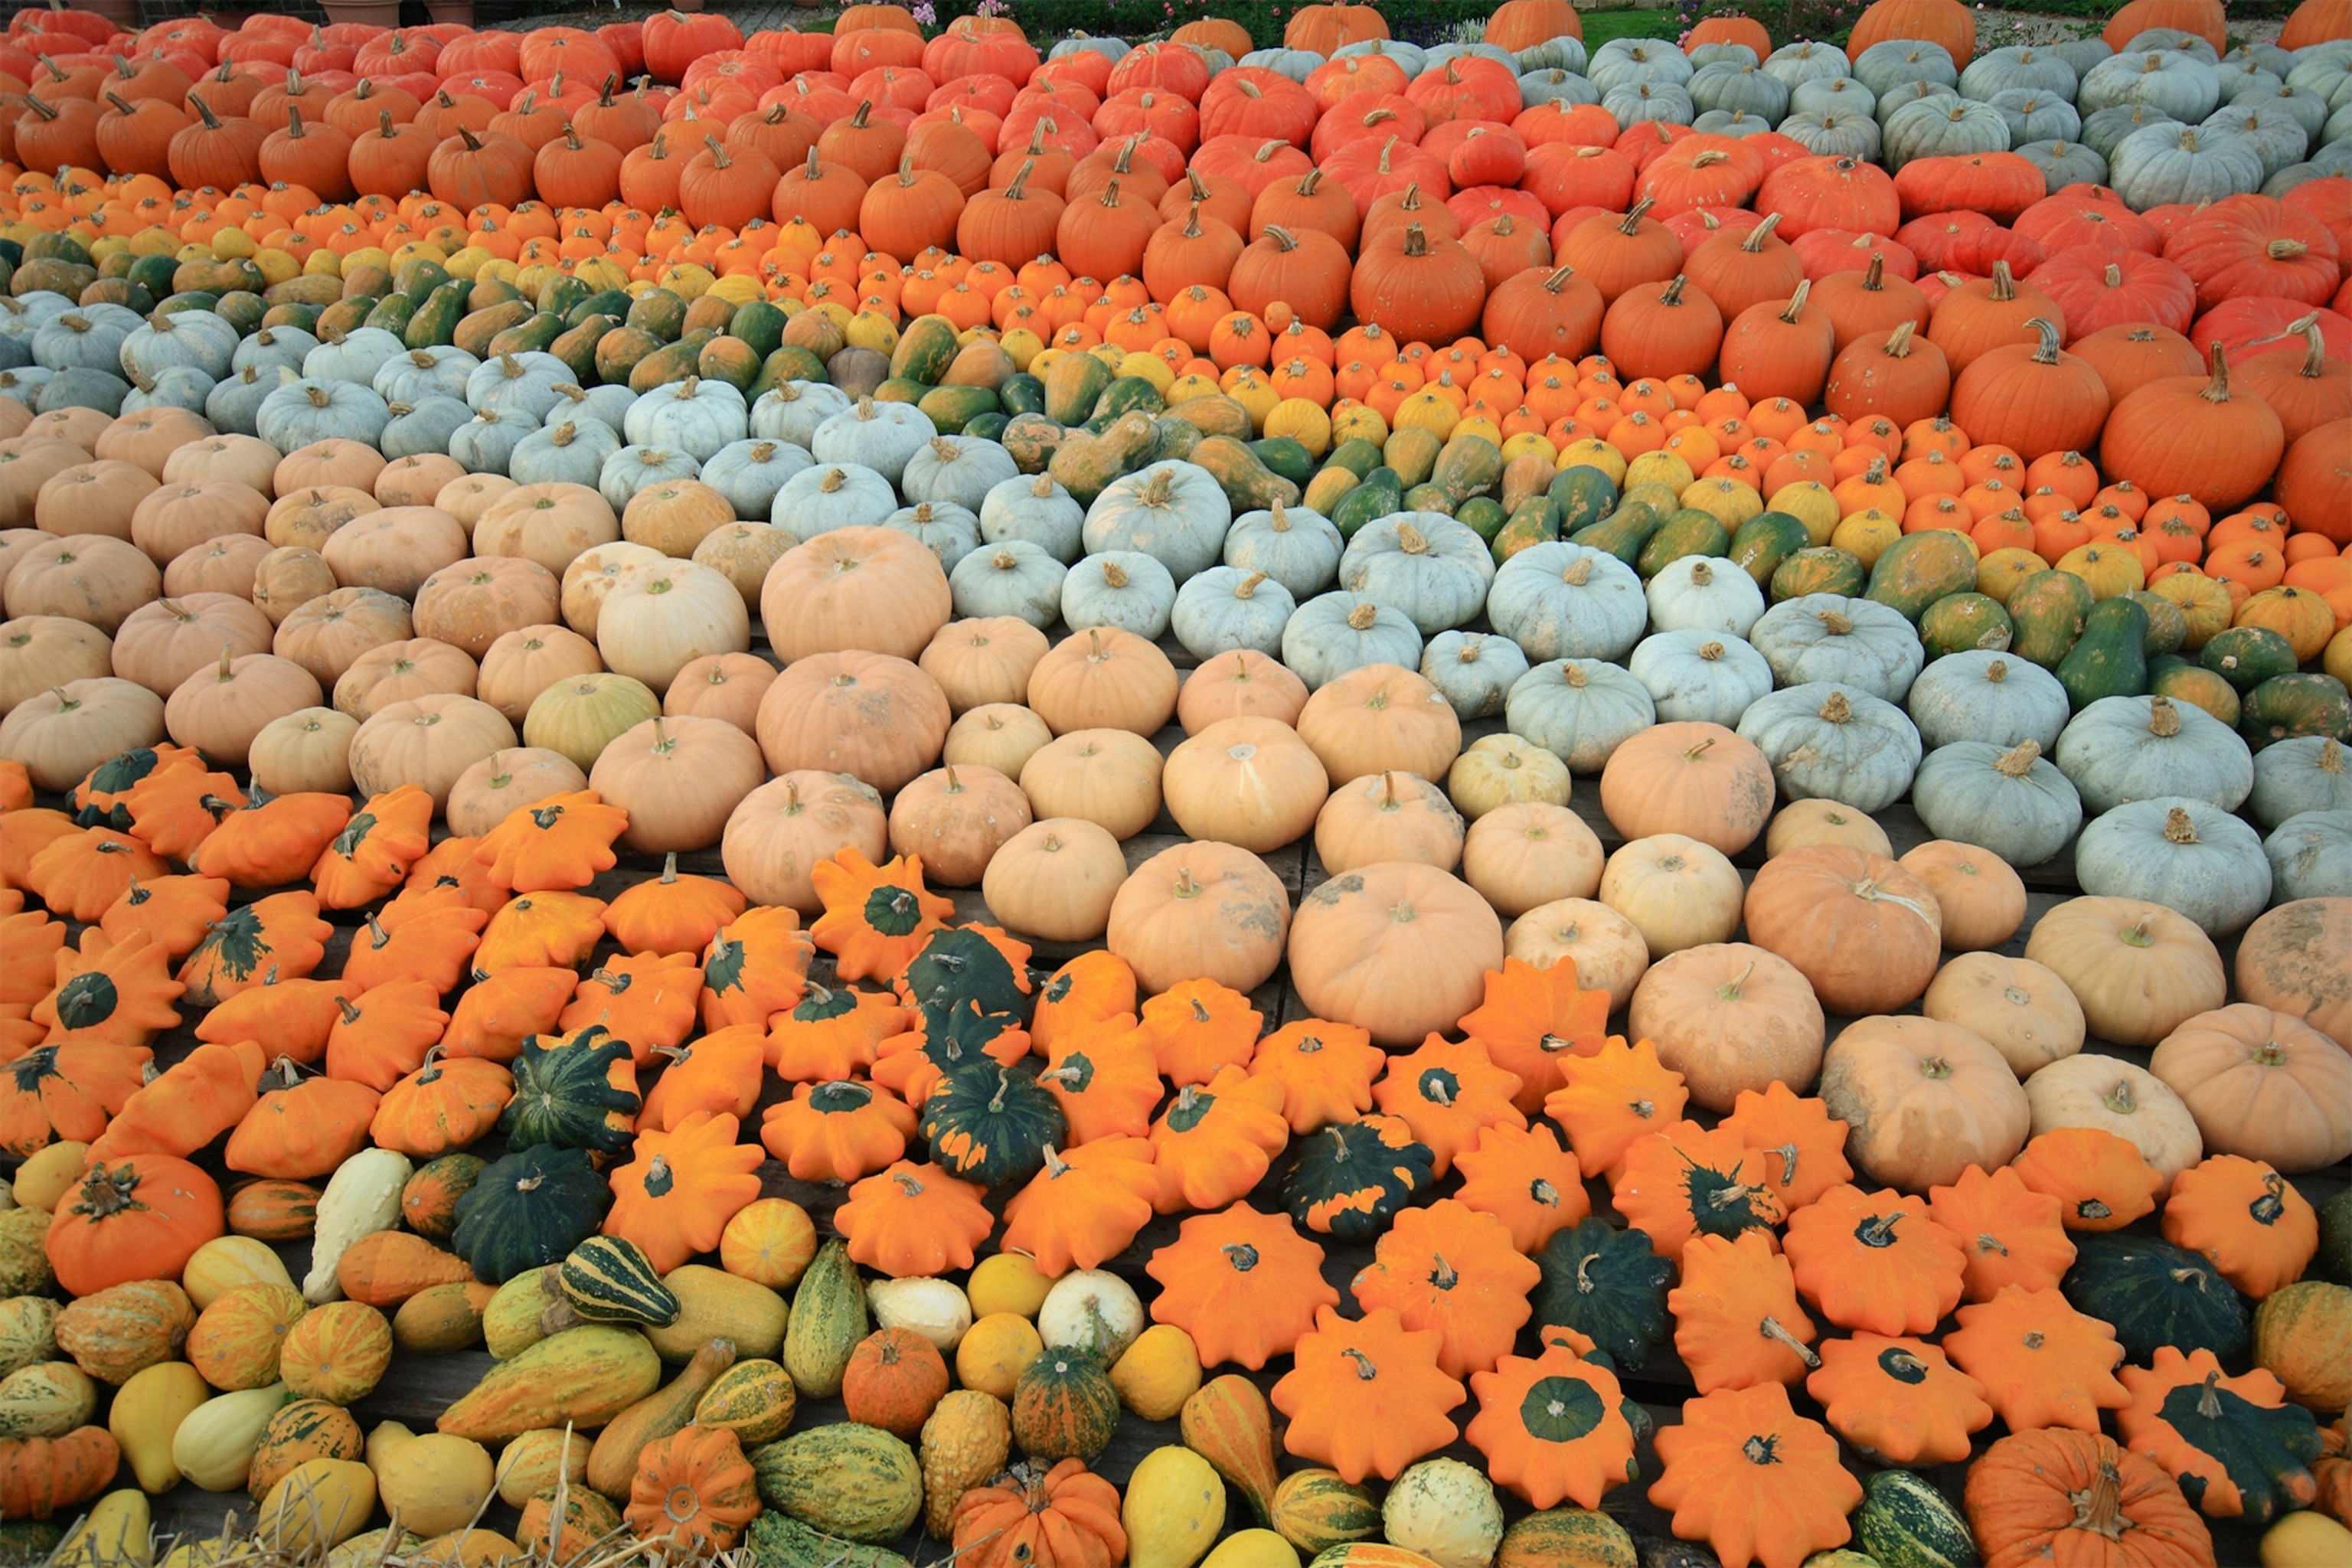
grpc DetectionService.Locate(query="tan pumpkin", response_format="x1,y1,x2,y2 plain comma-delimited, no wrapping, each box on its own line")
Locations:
1762,798,1893,857
945,703,1055,779
1295,663,1462,786
1743,845,1943,1014
2148,1004,2352,1174
1445,733,1570,820
982,818,1127,942
266,486,380,554
1160,715,1328,853
473,482,620,577
887,762,1034,885
1630,942,1825,1112
2233,898,2352,1050
1313,771,1465,874
166,649,325,767
754,651,951,794
347,692,519,810
413,557,563,658
1898,841,2025,951
720,769,890,914
594,560,752,694
334,638,479,723
276,440,386,499
250,548,339,627
921,617,1052,714
1921,953,2086,1078
1818,1014,2032,1192
2021,1054,2203,1190
446,746,590,839
760,525,952,662
1461,802,1605,917
0,678,165,790
1599,833,1745,960
0,615,113,713
4,537,162,632
35,461,159,541
1503,897,1650,1009
375,455,468,509
476,624,603,725
250,707,360,795
662,652,774,736
622,479,735,559
130,481,269,567
1018,727,1164,840
0,530,61,597
2023,897,2227,1047
273,586,414,685
0,440,95,528
22,408,110,452
589,714,767,853
112,594,274,696
93,409,213,480
322,508,472,600
560,541,666,638
435,472,520,530
1109,839,1292,994
1176,648,1308,732
691,522,791,611
1027,627,1181,737
1595,720,1772,854
163,534,274,601
162,434,280,497
1289,861,1503,1046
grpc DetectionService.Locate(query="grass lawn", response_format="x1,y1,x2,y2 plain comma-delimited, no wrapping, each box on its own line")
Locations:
1576,8,1685,46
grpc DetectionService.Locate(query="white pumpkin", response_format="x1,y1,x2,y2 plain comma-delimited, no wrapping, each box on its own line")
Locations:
1282,592,1423,691
951,541,1067,629
1645,555,1766,637
774,462,896,540
626,377,750,463
1911,738,2083,866
1906,648,2073,752
751,381,853,449
1626,629,1772,726
980,472,1084,562
1063,550,1177,640
1223,501,1341,599
1082,460,1233,583
902,435,1019,512
864,1276,973,1353
1419,630,1530,721
1599,832,1744,959
808,395,935,485
1171,567,1295,659
1380,1460,1503,1568
1485,541,1646,662
884,500,982,576
2249,735,2352,828
697,437,813,521
595,560,752,695
1037,1269,1143,1361
2262,808,2352,901
1337,511,1495,634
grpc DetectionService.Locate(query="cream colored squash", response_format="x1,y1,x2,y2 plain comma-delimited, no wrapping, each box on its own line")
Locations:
2022,896,2227,1047
944,703,1054,780
2021,1053,2203,1191
1599,833,1743,959
1922,954,2086,1078
864,1276,973,1354
1504,898,1649,1009
1445,732,1570,819
250,707,359,795
1763,797,1892,857
1462,802,1605,917
347,693,518,810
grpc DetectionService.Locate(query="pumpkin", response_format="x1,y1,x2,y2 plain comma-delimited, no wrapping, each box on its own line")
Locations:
1613,1120,1788,1264
952,1459,1128,1568
1282,1114,1437,1242
1540,1034,1690,1187
1596,721,1774,856
1806,1333,1992,1467
1011,1349,1123,1465
2116,1345,2324,1524
1271,1306,1465,1483
2069,1229,2255,1366
1647,1383,1863,1568
277,1300,393,1405
1965,1429,2214,1568
1783,1183,1968,1335
843,1328,951,1440
1108,841,1292,995
1150,1067,1292,1215
603,1111,763,1273
1818,1015,2032,1194
2163,1158,2318,1302
1289,863,1501,1047
2150,1004,2352,1174
1943,1284,2132,1434
1463,1337,1636,1513
1921,953,2086,1079
1627,946,1823,1115
1927,1162,2079,1303
833,1161,995,1279
0,1427,119,1521
498,1027,642,1155
47,1156,222,1298
1351,1200,1540,1380
1668,1227,1821,1395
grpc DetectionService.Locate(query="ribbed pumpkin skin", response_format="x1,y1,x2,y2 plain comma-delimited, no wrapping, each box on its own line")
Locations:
2064,1233,2251,1364
2253,1282,2352,1412
1009,1348,1122,1462
749,1422,924,1544
559,1236,680,1327
226,1181,321,1240
400,1153,485,1241
696,1358,800,1446
498,1028,642,1154
841,1328,949,1438
279,1302,394,1405
53,1280,195,1385
1852,1468,1978,1568
186,1285,308,1390
1181,1375,1282,1524
1272,1468,1385,1556
1493,1507,1640,1568
437,1325,665,1442
245,1399,364,1501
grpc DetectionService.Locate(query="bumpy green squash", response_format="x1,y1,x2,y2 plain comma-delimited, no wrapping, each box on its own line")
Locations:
783,1240,866,1399
2056,595,2151,710
750,1423,923,1543
1852,1468,1976,1568
1010,1348,1120,1462
1432,433,1503,503
2007,568,2096,668
2201,626,2298,691
746,1508,914,1568
1867,530,1978,622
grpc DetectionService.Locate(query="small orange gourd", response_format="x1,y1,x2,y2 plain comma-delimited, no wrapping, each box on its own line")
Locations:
604,1110,763,1272
1146,1202,1339,1371
843,1328,950,1437
2011,1125,2164,1232
1942,1284,2131,1432
1782,1184,1968,1336
1457,955,1614,1112
1370,1034,1526,1178
2160,1155,2319,1299
1270,1305,1466,1483
472,789,629,891
1543,1037,1690,1183
606,853,749,956
832,1158,995,1279
1926,1163,2079,1302
1001,1137,1160,1275
1669,1229,1821,1394
1806,1333,1994,1466
1451,1122,1589,1254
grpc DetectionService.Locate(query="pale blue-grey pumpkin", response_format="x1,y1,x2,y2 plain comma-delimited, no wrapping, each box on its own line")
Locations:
1062,550,1177,640
1913,738,2084,866
1282,591,1423,691
629,376,751,463
884,501,982,576
699,438,813,521
981,472,1085,562
2249,735,2352,828
1337,511,1494,635
257,378,392,452
380,396,476,462
1420,631,1528,720
371,343,474,403
1627,629,1772,727
1486,541,1647,663
1907,649,2073,752
1736,681,1922,812
1645,556,1766,638
467,351,574,422
1082,460,1233,583
773,461,893,540
449,407,541,475
511,419,623,490
752,381,853,449
120,309,237,381
1506,658,1657,773
599,445,701,518
903,435,1021,512
2262,808,2352,902
1749,593,1925,701
808,394,934,484
2075,796,2272,934
1223,501,1342,599
2055,694,2254,815
302,326,407,387
950,539,1066,629
1172,566,1295,659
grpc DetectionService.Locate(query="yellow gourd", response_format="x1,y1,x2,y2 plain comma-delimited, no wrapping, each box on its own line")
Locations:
172,1383,292,1491
2262,1511,2352,1568
109,1361,211,1492
954,1312,1043,1400
375,1432,496,1537
364,1420,413,1473
57,1489,152,1566
11,1142,87,1211
967,1253,1053,1318
491,1426,588,1508
182,1236,297,1308
415,1527,521,1566
1109,1324,1202,1421
1203,1530,1302,1568
257,1459,377,1554
1123,1445,1226,1568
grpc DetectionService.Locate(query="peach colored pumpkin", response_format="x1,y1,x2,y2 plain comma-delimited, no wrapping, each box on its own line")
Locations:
2023,897,2227,1048
1018,727,1164,840
249,548,338,626
1177,648,1308,732
1313,771,1465,874
333,638,480,722
93,408,213,479
375,455,467,509
1818,1014,2031,1193
250,706,358,795
1763,798,1893,858
887,762,1034,885
474,482,620,577
347,692,520,809
1504,898,1650,1009
413,557,563,658
165,648,324,766
1109,839,1292,995
322,508,472,599
589,714,767,853
2148,1004,2352,1173
2022,1054,2204,1191
1027,627,1180,737
1631,942,1826,1112
761,525,952,662
0,439,96,527
164,534,273,600
1898,841,2027,951
265,485,379,554
36,460,159,540
435,472,520,529
446,746,590,839
1599,832,1745,960
21,408,108,452
921,617,1051,714
113,593,274,696
3,536,161,632
1743,845,1943,1014
754,651,949,794
593,559,752,694
273,586,414,685
131,481,269,565
691,521,791,612
721,769,890,915
1161,716,1328,854
477,624,603,725
663,652,775,737
2234,898,2352,1046
1922,953,2086,1078
0,678,166,789
982,817,1127,942
1597,720,1774,856
276,439,387,498
162,434,279,496
0,614,113,711
1295,663,1462,786
944,703,1054,780
1290,861,1503,1046
1462,802,1605,917
622,479,733,558
560,541,665,638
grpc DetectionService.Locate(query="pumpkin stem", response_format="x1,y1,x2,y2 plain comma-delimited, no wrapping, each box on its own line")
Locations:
1340,1346,1378,1381
1758,1315,1819,1368
1778,279,1812,323
2162,806,2199,844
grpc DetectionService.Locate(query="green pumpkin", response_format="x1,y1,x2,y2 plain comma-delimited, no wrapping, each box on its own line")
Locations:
1009,1348,1120,1462
2151,1367,2323,1523
751,1423,923,1544
745,1510,913,1568
1919,592,2014,658
1547,466,1619,537
1570,501,1664,567
1851,1468,1975,1568
2064,1233,2249,1363
2056,594,2150,710
2314,1187,2352,1286
896,927,1031,1028
2201,626,2298,691
783,1239,867,1400
558,1234,679,1328
1770,545,1867,601
2006,567,2095,668
2131,590,2189,655
1494,1508,1637,1568
1728,511,1811,589
449,1145,609,1285
1635,509,1731,577
498,1027,642,1155
918,1060,1066,1188
1283,1115,1436,1240
2241,673,2352,750
2148,655,2242,727
1533,1219,1674,1371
